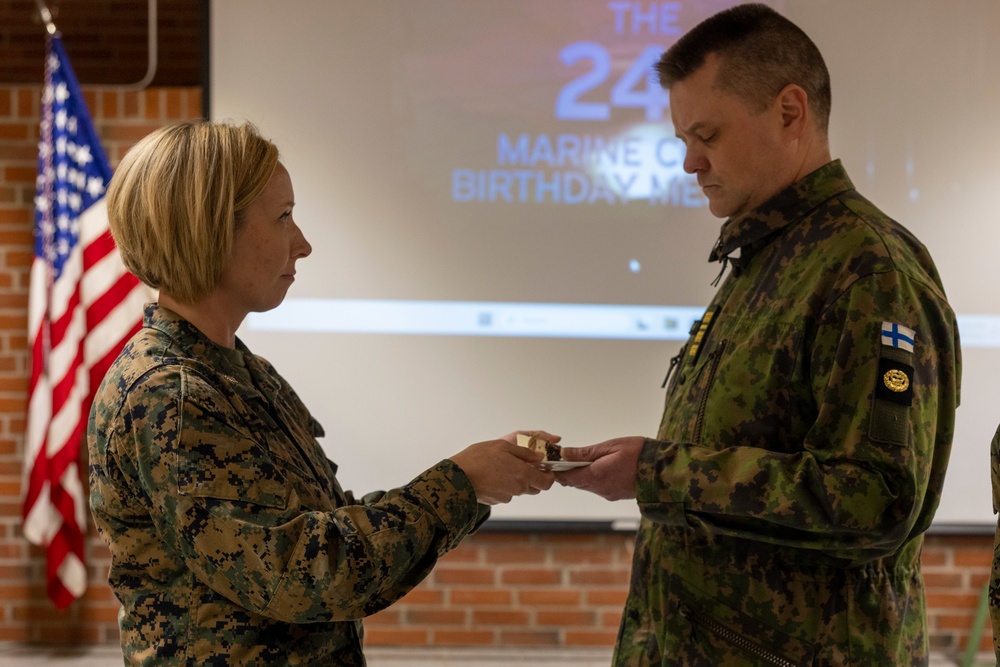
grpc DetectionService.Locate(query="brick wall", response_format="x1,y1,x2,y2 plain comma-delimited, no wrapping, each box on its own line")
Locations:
0,83,203,644
0,0,201,86
0,82,995,659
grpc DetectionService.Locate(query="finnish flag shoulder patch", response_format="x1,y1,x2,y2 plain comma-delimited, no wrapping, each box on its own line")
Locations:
881,322,916,353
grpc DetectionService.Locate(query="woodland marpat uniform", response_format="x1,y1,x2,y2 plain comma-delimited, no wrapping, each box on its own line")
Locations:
617,161,961,666
88,304,488,666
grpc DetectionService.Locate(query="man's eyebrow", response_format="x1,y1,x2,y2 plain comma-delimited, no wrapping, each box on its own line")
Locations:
675,121,708,139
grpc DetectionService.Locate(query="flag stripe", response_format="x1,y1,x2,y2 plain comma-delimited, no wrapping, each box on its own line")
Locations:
22,33,144,609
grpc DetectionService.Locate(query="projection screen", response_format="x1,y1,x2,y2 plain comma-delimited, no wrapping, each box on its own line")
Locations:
210,0,1000,527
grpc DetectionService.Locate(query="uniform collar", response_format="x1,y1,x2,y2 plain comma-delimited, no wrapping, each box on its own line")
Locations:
142,303,283,397
709,160,854,263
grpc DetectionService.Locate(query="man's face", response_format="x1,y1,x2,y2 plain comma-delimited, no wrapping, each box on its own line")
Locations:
670,53,792,219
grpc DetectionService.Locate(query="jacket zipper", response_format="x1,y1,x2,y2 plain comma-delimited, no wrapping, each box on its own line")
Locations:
693,339,727,443
684,606,798,667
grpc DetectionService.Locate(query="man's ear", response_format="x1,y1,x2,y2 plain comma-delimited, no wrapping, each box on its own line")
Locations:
776,84,809,135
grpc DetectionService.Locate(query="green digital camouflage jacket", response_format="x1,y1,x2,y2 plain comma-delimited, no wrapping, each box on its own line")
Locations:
618,161,961,666
88,304,488,666
989,422,1000,663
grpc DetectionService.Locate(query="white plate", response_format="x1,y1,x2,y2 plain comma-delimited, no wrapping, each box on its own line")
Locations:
534,460,591,472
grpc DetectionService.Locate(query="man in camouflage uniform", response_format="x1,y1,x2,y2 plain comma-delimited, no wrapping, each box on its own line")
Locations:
989,423,1000,663
558,5,961,665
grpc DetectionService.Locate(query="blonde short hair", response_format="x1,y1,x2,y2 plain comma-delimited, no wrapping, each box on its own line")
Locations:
106,120,279,303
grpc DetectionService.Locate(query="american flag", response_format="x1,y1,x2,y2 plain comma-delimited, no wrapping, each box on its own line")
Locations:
22,34,146,608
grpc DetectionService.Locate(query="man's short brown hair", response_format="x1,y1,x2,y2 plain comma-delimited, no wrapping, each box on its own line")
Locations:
656,3,831,131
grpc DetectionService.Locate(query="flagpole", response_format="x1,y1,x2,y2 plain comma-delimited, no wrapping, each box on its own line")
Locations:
32,0,159,90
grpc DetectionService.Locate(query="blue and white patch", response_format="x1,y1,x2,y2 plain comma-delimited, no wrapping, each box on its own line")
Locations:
881,322,916,353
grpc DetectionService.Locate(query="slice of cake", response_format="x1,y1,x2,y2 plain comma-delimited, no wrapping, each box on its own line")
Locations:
516,433,562,461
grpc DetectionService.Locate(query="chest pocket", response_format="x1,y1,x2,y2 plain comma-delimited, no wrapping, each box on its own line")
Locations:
241,391,345,511
660,317,806,452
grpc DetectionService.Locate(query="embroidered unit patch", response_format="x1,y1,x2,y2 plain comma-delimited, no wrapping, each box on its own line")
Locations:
880,322,915,352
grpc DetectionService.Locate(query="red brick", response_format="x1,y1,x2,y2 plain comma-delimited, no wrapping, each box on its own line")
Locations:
970,572,990,589
472,610,530,626
79,605,121,623
450,589,512,606
16,90,36,118
0,626,31,642
405,609,467,626
537,610,596,626
587,590,629,606
0,294,30,310
0,143,39,161
186,89,203,118
476,533,538,545
165,89,183,119
0,89,11,116
0,584,30,599
82,91,98,115
81,585,117,604
432,568,496,586
144,89,161,119
569,569,631,586
3,166,36,183
0,542,24,558
921,549,948,567
0,480,21,498
552,547,614,564
433,630,494,645
518,590,581,606
954,549,993,569
438,545,479,564
602,610,624,627
935,613,976,631
0,122,31,140
122,92,140,117
0,210,31,225
100,124,163,142
484,545,547,564
101,91,120,119
500,568,561,585
923,572,964,589
925,592,981,610
0,231,33,248
0,398,26,413
499,630,560,646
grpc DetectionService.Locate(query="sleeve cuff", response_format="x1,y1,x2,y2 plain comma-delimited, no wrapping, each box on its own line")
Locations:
635,437,687,526
405,459,483,553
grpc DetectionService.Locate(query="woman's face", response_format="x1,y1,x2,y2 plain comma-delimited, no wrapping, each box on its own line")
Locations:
215,162,312,315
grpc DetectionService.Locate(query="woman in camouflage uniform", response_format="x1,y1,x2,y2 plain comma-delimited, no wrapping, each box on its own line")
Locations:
88,120,555,666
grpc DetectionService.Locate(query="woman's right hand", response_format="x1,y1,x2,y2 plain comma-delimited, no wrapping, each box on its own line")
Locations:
449,439,556,505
